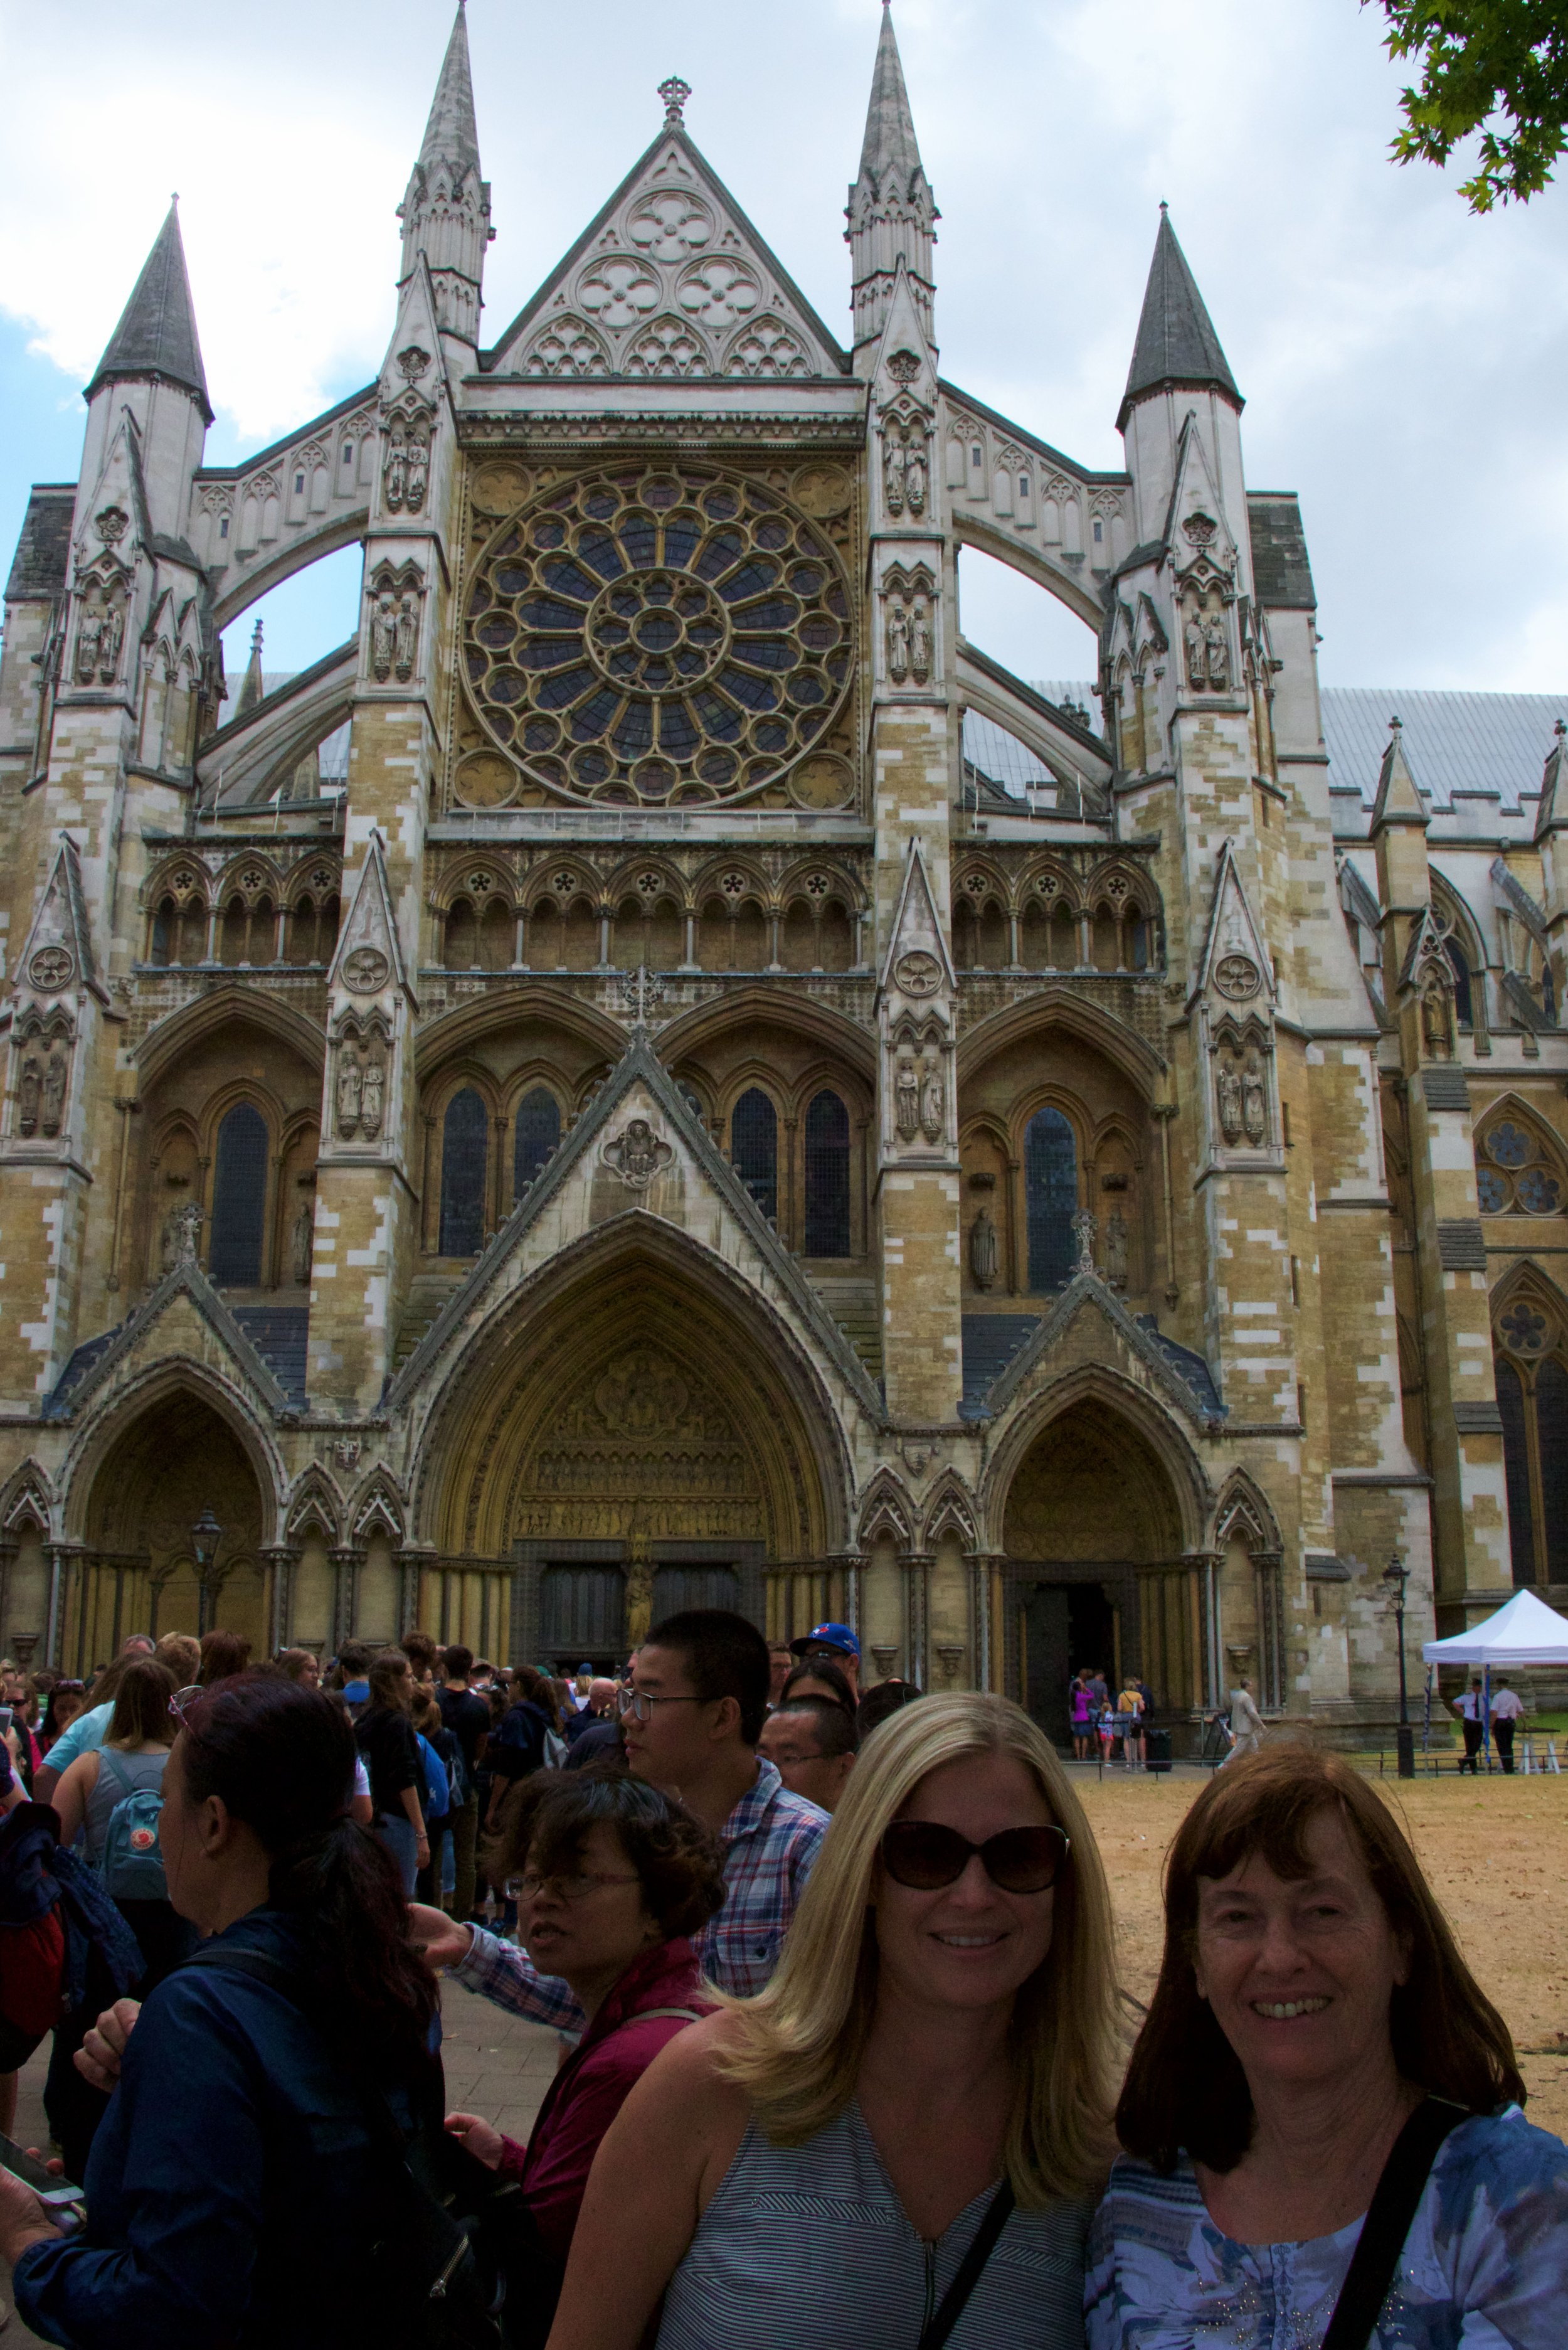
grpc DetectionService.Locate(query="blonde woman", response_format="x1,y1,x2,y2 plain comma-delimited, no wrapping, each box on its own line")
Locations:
546,1691,1119,2350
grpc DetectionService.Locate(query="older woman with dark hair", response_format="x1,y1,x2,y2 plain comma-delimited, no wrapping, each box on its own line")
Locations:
1088,1744,1568,2350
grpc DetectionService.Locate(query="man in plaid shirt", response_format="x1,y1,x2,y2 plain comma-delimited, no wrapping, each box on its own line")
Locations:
410,1610,827,2021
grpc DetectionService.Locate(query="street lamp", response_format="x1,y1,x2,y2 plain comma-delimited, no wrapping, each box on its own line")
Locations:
1382,1551,1415,1780
191,1507,223,1639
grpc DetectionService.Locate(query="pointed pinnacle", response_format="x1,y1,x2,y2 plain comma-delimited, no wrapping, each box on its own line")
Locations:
1118,208,1239,432
858,3,925,194
87,201,211,422
418,3,481,183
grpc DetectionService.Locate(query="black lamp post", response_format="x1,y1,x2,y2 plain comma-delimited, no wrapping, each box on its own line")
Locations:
1382,1551,1415,1779
191,1507,223,1639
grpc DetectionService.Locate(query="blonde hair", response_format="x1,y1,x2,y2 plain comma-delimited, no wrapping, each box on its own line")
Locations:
712,1690,1119,2204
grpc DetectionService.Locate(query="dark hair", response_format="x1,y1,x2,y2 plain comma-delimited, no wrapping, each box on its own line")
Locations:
504,1765,725,1940
772,1696,858,1760
106,1657,177,1748
443,1644,474,1681
780,1658,856,1717
177,1672,437,2067
199,1629,251,1685
856,1679,924,1740
83,1653,135,1711
332,1640,375,1687
644,1609,770,1746
401,1629,438,1675
511,1664,559,1734
368,1649,413,1713
276,1649,318,1683
41,1681,85,1741
1116,1743,1525,2172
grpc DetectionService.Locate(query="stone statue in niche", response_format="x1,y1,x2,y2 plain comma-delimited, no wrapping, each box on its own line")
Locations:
336,1048,363,1139
1216,1059,1243,1146
359,1053,385,1140
384,426,406,514
883,434,907,516
969,1206,999,1290
41,1048,67,1137
162,1198,204,1271
1185,613,1207,691
1104,1208,1129,1290
369,592,397,683
904,435,928,516
919,1058,944,1142
624,1555,655,1652
1421,974,1453,1061
75,606,103,684
909,600,932,687
16,1053,41,1138
393,594,419,683
1204,614,1229,690
405,418,430,514
290,1201,314,1286
894,1057,920,1140
1242,1053,1268,1146
886,600,909,684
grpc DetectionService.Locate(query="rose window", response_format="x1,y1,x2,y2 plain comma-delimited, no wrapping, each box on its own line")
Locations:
1477,1120,1564,1218
464,464,852,805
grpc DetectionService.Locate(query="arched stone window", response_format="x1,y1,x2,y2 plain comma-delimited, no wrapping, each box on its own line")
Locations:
514,1087,561,1199
208,1102,270,1286
1024,1106,1077,1292
731,1087,778,1223
149,897,174,967
1493,1288,1568,1585
440,1088,489,1255
803,1088,850,1257
1475,1115,1565,1218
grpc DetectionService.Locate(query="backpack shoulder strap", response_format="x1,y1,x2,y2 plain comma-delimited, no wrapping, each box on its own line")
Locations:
1320,2100,1468,2350
918,2181,1016,2350
97,1748,132,1799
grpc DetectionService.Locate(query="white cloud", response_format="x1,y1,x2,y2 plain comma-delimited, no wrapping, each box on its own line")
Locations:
3,0,1564,689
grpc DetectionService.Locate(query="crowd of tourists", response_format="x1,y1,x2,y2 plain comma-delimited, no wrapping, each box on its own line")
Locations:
0,1607,1559,2347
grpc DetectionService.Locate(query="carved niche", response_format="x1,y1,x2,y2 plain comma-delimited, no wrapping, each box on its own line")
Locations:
11,1009,73,1142
1175,510,1236,696
602,1118,673,1191
332,1013,391,1142
1212,1019,1273,1151
512,1342,764,1543
882,562,936,690
366,560,425,685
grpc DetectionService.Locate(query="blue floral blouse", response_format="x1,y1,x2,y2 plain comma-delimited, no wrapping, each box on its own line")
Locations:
1085,2107,1568,2349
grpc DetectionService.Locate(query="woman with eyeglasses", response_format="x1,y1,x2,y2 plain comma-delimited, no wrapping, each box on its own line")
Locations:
546,1691,1119,2350
443,1766,724,2347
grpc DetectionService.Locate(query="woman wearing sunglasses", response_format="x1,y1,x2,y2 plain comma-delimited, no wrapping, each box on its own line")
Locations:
546,1691,1118,2350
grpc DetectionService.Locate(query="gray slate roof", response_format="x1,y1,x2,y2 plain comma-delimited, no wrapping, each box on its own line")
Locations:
1322,689,1565,815
1119,210,1240,430
5,486,75,602
87,203,211,422
1248,494,1316,610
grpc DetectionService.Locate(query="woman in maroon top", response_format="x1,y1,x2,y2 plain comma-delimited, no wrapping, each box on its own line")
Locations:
445,1769,724,2280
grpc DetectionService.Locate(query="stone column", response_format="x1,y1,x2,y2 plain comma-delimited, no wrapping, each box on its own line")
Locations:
262,1544,300,1654
899,1549,933,1691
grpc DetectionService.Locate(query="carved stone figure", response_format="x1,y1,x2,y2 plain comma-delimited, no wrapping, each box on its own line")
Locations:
904,437,928,515
1105,1208,1129,1290
1184,614,1207,691
75,608,102,684
405,419,430,514
1071,1207,1096,1275
883,434,906,516
919,1059,944,1141
894,1057,920,1140
1421,975,1453,1061
1242,1053,1268,1146
384,426,406,514
370,592,396,683
625,1555,655,1652
969,1206,999,1290
909,601,932,687
603,1117,673,1189
359,1053,385,1139
886,600,909,684
41,1048,67,1137
1216,1060,1244,1145
393,594,419,683
17,1053,41,1137
336,1048,363,1137
290,1203,314,1286
1204,614,1229,691
162,1198,203,1270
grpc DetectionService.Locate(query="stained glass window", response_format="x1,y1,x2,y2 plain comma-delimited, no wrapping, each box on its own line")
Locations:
1495,1300,1568,1585
208,1103,269,1287
731,1088,778,1223
803,1089,851,1257
1025,1107,1077,1292
514,1088,561,1199
440,1089,489,1256
1477,1118,1565,1216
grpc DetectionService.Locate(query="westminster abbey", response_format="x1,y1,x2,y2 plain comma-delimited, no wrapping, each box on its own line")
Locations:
1,6,1564,1739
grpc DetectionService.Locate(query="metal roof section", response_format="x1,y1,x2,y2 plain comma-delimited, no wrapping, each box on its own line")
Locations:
1322,688,1567,819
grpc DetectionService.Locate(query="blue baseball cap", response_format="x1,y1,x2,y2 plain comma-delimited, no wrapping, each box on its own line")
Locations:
790,1621,861,1660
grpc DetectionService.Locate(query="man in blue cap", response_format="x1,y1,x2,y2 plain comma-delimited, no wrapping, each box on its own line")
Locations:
789,1620,861,1700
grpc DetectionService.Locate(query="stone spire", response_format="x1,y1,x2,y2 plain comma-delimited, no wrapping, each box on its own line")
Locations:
398,2,493,344
847,4,937,363
1117,207,1240,433
85,201,211,423
236,620,265,718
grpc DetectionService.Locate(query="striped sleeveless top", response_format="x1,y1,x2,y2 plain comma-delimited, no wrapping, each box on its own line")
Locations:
655,2100,1092,2350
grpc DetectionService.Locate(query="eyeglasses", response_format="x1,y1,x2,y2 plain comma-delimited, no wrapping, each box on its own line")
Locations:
615,1688,702,1724
51,1680,85,1696
168,1684,206,1730
880,1819,1070,1895
516,1870,640,1903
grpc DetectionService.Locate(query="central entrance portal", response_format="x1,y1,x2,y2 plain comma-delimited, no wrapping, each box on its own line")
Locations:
1017,1580,1117,1743
531,1556,749,1673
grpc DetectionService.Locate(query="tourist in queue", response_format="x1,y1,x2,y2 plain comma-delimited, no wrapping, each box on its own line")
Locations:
353,1647,429,1896
198,1629,250,1684
564,1682,623,1772
1088,1744,1568,2348
34,1656,136,1803
0,1675,442,2346
766,1642,793,1711
787,1619,862,1699
757,1696,857,1814
1069,1669,1094,1762
38,1676,87,1758
410,1610,826,2019
275,1647,321,1690
437,1642,490,1922
778,1655,857,1718
856,1677,922,1740
443,1768,724,2340
546,1690,1117,2350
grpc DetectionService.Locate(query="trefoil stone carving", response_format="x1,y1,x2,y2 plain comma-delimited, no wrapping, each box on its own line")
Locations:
603,1117,672,1190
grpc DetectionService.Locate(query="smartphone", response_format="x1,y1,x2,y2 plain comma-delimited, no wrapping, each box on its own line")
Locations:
0,1706,12,1736
0,2133,84,2208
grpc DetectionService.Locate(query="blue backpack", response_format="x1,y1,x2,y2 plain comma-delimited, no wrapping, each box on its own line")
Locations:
98,1750,168,1901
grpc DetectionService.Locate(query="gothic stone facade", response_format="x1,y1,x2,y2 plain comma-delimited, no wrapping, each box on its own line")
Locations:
1,11,1563,1733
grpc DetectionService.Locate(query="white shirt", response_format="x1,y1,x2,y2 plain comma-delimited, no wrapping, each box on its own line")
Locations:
1490,1687,1525,1719
1454,1691,1483,1720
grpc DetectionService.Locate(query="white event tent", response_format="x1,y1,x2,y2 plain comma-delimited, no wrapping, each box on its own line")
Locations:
1422,1589,1568,1768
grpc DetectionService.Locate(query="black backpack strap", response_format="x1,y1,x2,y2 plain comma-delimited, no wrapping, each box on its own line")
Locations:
1320,2099,1468,2350
917,2180,1016,2350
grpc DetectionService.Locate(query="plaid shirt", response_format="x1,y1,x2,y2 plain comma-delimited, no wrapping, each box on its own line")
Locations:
452,1758,827,2028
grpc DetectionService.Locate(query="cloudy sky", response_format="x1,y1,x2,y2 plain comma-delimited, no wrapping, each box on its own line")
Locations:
3,0,1565,698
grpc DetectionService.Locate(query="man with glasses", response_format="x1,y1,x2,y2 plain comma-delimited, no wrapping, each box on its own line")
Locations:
410,1610,827,2019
